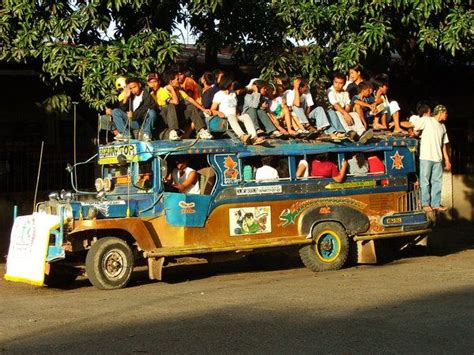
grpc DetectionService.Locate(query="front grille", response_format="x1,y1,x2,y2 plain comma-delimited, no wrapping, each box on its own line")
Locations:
397,190,421,212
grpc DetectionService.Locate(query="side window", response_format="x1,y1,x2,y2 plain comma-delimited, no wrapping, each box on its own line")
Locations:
136,159,153,189
345,152,386,176
367,152,386,175
306,153,340,179
241,156,290,182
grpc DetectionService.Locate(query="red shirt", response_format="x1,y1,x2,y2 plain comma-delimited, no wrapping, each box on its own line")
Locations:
182,77,200,101
368,156,385,174
311,160,340,178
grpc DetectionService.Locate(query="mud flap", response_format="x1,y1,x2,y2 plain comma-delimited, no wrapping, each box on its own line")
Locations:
357,240,377,264
148,257,165,280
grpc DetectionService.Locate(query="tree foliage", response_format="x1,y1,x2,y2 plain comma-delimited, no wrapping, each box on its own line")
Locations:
0,0,472,112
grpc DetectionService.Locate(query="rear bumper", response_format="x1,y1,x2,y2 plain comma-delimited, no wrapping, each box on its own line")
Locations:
354,228,431,241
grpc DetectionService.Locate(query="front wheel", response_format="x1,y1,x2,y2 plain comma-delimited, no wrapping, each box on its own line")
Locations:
299,222,349,272
85,237,134,290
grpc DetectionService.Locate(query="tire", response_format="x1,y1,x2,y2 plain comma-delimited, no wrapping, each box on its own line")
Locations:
44,264,79,287
85,237,134,290
299,222,349,272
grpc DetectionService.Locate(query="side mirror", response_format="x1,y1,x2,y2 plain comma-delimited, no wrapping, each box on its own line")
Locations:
159,157,168,180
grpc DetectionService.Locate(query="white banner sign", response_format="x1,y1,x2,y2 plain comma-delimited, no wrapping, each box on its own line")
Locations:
4,213,59,286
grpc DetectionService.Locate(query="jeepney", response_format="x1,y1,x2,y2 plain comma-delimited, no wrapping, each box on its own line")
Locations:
7,136,431,289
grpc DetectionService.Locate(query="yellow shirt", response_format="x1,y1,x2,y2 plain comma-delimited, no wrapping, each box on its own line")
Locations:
155,87,188,106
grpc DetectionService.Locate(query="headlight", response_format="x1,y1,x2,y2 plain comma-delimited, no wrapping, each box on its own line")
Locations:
49,191,59,201
103,177,112,192
95,178,104,192
37,203,49,214
63,204,74,221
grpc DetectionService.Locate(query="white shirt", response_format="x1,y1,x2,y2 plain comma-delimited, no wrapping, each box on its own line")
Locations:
298,159,309,178
213,90,237,116
284,90,314,109
413,117,449,162
327,86,350,108
172,167,200,194
132,91,143,111
255,165,279,182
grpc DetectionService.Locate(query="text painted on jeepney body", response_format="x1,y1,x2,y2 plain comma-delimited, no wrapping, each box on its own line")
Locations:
98,144,136,164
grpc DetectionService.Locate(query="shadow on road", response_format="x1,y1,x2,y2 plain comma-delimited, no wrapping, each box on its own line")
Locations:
1,287,473,353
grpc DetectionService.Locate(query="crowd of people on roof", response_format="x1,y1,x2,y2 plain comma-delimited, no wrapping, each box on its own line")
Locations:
105,66,451,212
104,65,435,145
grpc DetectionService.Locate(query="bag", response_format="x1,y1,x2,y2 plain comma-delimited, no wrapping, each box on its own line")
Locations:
206,115,228,133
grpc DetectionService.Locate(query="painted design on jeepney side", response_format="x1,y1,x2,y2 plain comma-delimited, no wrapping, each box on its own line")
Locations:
390,150,404,170
369,215,385,232
178,201,196,214
230,206,271,236
278,198,367,227
223,155,239,183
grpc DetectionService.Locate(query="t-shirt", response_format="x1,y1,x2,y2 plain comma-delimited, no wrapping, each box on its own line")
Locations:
270,97,283,117
201,85,220,109
171,167,200,194
212,90,238,117
182,77,201,101
255,165,279,182
155,87,188,106
298,159,309,178
328,86,351,108
351,94,375,117
368,156,385,174
413,117,449,162
310,160,339,178
284,90,314,110
132,91,143,111
348,156,369,176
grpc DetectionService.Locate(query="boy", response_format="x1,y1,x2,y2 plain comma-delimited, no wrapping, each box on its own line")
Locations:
351,81,376,129
413,104,451,212
112,77,157,142
372,76,406,134
327,73,373,143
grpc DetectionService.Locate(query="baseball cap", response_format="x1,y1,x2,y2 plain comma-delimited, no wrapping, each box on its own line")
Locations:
433,104,447,115
147,73,160,82
115,76,127,90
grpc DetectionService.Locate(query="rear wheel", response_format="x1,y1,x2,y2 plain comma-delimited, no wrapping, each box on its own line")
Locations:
85,237,134,290
299,222,349,272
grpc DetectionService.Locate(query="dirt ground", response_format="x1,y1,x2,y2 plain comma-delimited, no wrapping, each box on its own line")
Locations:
0,224,472,354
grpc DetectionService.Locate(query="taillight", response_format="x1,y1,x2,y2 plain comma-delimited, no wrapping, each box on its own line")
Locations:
381,178,390,186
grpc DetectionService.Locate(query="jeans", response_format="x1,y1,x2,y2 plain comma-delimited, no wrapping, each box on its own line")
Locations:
326,110,346,133
246,107,276,133
291,106,309,125
420,160,443,208
112,108,157,137
334,111,366,136
308,106,332,132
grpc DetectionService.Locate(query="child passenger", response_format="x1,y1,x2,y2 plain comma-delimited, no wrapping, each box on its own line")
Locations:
211,74,265,145
348,153,369,176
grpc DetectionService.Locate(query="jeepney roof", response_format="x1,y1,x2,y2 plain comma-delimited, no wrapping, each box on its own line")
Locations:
97,136,418,164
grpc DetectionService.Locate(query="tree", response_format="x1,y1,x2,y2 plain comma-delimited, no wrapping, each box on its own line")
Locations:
0,0,181,112
0,0,472,112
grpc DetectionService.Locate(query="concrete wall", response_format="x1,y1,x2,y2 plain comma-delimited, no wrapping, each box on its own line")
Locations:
442,173,474,222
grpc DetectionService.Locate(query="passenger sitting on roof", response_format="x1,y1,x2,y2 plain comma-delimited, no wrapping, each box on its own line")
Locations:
112,77,158,142
255,156,279,182
165,156,200,194
178,67,201,102
351,81,376,130
327,73,373,144
372,75,407,134
210,74,265,145
243,80,283,138
284,78,319,133
153,70,213,140
310,153,348,182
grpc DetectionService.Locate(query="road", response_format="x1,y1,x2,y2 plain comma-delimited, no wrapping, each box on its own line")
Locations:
0,225,473,354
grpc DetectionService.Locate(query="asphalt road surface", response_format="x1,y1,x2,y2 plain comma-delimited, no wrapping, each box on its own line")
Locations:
0,225,473,354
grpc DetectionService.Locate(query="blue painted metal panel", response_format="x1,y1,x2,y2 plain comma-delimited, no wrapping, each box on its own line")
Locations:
163,192,212,227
